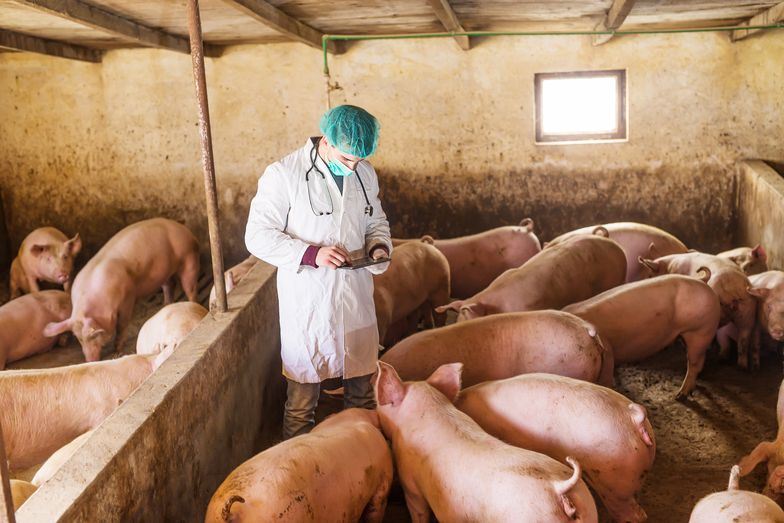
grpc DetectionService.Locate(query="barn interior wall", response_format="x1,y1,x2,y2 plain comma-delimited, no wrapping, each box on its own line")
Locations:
0,30,782,268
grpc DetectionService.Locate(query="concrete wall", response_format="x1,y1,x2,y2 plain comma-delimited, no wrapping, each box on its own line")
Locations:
1,30,782,264
737,160,784,270
15,262,285,522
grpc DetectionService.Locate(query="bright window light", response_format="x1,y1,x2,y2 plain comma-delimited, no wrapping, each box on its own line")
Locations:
535,70,626,144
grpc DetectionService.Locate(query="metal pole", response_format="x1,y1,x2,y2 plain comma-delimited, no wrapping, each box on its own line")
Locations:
0,422,16,523
186,0,228,313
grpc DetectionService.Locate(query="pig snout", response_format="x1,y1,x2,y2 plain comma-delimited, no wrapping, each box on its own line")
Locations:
769,327,784,341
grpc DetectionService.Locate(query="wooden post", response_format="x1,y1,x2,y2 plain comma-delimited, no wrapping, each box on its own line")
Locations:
186,0,228,313
0,422,16,523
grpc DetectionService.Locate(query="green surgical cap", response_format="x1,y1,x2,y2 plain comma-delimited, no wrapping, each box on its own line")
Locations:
319,105,380,158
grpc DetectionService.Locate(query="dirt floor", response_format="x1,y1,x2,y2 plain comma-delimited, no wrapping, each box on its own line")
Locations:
5,274,782,522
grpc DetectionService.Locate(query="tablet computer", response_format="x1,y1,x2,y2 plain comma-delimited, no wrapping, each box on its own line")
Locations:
337,256,391,269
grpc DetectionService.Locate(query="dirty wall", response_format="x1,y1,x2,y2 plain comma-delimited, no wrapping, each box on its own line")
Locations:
0,30,782,268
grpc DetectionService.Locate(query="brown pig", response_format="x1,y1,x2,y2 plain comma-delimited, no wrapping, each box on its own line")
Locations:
43,218,200,361
205,408,393,523
0,351,169,471
718,245,768,276
135,302,207,356
9,227,82,298
11,479,38,510
373,239,450,346
437,232,626,322
375,362,598,523
564,274,721,399
738,379,784,505
689,465,784,522
394,218,541,299
0,290,72,369
639,252,758,370
381,310,614,387
457,373,655,523
546,222,687,282
208,255,258,310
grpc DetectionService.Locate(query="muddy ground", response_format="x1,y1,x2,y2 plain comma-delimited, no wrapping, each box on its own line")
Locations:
5,276,782,522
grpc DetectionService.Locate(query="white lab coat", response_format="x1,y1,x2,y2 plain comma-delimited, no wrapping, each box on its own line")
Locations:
245,138,392,383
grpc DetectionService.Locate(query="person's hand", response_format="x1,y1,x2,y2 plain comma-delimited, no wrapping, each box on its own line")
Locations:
316,245,350,269
369,246,389,261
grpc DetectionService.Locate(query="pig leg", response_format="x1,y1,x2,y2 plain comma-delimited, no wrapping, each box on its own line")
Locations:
736,325,755,371
360,475,392,523
162,277,176,305
114,300,135,354
26,275,40,294
178,252,200,303
716,324,737,361
676,328,714,400
738,440,776,475
400,473,431,523
598,493,647,523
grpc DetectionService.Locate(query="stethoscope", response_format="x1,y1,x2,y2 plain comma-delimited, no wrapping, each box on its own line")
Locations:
305,141,373,217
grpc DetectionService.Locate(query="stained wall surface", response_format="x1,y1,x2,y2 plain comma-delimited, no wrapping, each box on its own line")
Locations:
0,30,782,267
737,160,784,269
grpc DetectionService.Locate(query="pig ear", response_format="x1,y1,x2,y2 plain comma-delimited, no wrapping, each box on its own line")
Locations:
519,217,534,232
375,362,406,407
30,244,51,257
426,363,463,402
225,271,236,293
647,242,658,258
748,287,770,299
66,233,82,255
435,300,462,314
753,244,767,261
638,257,660,273
44,318,72,337
458,303,485,321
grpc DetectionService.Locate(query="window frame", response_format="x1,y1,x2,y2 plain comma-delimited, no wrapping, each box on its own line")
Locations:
534,69,627,145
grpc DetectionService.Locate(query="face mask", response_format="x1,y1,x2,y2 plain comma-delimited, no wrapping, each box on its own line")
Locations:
327,159,355,177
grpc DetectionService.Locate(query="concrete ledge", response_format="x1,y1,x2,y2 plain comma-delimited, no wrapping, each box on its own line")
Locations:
736,160,784,269
16,262,285,522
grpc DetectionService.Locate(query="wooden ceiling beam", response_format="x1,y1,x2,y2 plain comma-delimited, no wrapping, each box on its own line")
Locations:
220,0,338,53
14,0,222,57
426,0,470,50
0,28,102,62
593,0,637,46
731,1,784,42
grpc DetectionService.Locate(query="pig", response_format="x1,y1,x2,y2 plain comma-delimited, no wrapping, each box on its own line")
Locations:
375,361,598,522
748,270,784,345
0,290,72,369
394,218,541,299
42,218,200,361
436,231,626,322
31,430,93,486
1,350,170,471
457,373,655,523
10,479,37,510
381,310,614,387
738,379,784,505
135,302,207,356
546,222,688,282
689,465,784,522
718,245,768,276
9,227,82,299
373,239,450,346
638,252,758,370
208,255,258,310
205,408,393,523
564,273,721,400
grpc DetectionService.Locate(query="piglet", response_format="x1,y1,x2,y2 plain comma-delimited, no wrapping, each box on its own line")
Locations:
205,408,393,523
0,290,72,369
457,373,655,523
208,256,258,310
375,361,598,522
381,310,613,387
43,218,200,361
718,245,768,276
689,465,784,522
136,302,207,356
9,227,81,298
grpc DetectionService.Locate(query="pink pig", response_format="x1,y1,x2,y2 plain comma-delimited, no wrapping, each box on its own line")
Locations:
375,361,598,523
43,218,200,361
381,310,614,387
689,465,784,522
9,227,82,298
564,274,721,400
208,255,258,310
457,373,655,523
0,290,72,369
718,245,768,276
205,408,393,523
437,231,626,322
546,222,688,282
135,302,207,356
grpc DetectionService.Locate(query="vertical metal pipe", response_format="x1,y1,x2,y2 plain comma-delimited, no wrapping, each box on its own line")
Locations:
186,0,227,313
0,422,16,523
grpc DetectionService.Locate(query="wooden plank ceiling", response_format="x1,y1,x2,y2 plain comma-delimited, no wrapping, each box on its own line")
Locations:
0,0,781,61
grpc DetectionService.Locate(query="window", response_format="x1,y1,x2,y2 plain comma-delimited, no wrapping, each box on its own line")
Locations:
534,69,627,144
